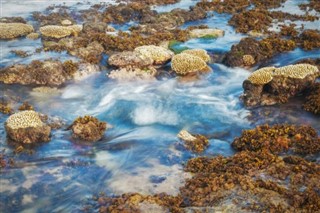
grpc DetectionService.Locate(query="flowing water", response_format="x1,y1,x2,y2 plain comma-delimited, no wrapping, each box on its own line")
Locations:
0,0,319,212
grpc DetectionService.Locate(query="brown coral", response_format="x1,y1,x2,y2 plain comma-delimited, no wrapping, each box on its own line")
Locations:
303,83,320,115
177,130,209,153
70,115,107,142
232,124,320,155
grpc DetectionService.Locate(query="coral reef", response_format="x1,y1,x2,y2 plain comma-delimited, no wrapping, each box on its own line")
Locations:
303,83,320,115
134,45,174,65
5,110,51,144
171,53,210,76
40,25,82,39
299,30,320,50
0,23,34,39
196,0,250,14
181,49,211,63
0,60,79,86
188,28,224,39
229,9,272,33
108,51,154,68
70,115,107,142
242,64,319,107
177,130,209,153
108,67,157,81
232,124,320,154
223,37,296,67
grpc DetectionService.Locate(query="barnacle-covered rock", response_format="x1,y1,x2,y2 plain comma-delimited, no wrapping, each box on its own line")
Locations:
303,83,320,115
181,49,211,63
242,64,319,107
177,130,209,153
0,60,79,86
70,115,107,142
189,28,224,39
5,110,51,144
232,124,320,155
108,51,154,68
0,23,34,39
171,53,211,75
40,24,82,39
108,67,157,81
134,45,174,65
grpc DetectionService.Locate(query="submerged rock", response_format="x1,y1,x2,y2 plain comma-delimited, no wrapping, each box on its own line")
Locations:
108,51,154,68
171,53,211,76
108,67,157,81
0,23,34,39
5,110,51,144
189,28,224,39
177,130,209,153
0,60,79,86
241,64,319,107
70,115,107,142
134,45,174,65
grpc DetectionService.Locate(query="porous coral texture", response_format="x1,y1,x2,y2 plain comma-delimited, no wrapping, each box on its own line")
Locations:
171,53,210,75
5,110,51,144
0,23,34,39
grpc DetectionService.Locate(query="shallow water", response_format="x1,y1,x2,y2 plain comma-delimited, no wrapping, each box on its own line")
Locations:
0,0,320,212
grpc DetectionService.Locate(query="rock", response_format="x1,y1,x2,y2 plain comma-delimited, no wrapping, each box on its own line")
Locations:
108,51,154,68
40,24,82,39
0,23,34,39
73,63,100,81
108,67,157,81
134,45,174,65
70,115,107,142
72,41,104,64
171,53,211,76
181,49,211,63
5,110,51,144
242,64,319,107
189,28,224,39
177,130,209,153
0,60,78,86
